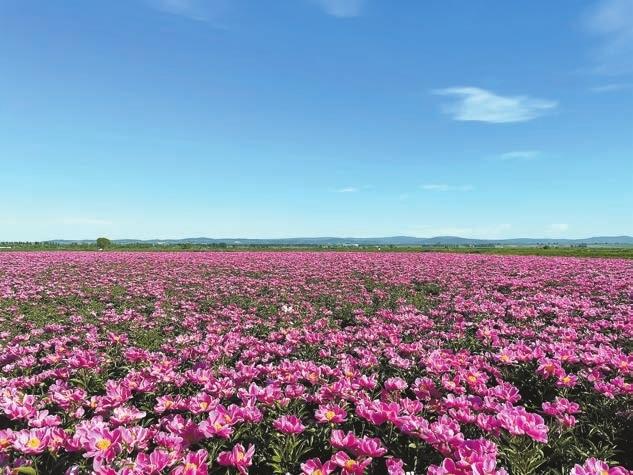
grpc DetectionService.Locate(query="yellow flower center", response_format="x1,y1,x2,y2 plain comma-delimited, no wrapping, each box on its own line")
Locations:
325,410,336,421
562,376,571,384
467,375,478,383
95,438,112,450
344,460,357,470
27,437,41,449
214,422,224,430
236,450,245,462
0,438,9,448
199,402,208,410
314,470,323,475
500,354,510,362
184,463,198,470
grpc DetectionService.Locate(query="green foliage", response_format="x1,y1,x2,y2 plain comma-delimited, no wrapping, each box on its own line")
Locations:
267,434,311,474
96,237,112,249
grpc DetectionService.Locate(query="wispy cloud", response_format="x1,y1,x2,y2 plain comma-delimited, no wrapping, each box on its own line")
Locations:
549,223,570,232
312,0,365,17
433,87,557,123
334,186,359,193
497,150,540,161
145,0,226,22
583,0,633,75
61,218,113,226
590,82,633,92
421,184,474,192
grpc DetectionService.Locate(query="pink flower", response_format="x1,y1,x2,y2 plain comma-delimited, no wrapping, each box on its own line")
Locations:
199,409,234,439
135,449,171,473
537,359,564,379
332,451,373,475
570,457,630,475
556,373,579,388
542,397,581,416
385,457,405,475
330,429,359,450
497,406,548,443
155,395,181,413
217,443,255,474
355,436,387,457
187,392,217,414
427,458,465,475
301,457,337,475
13,428,50,455
384,377,408,392
174,449,208,475
110,405,146,426
272,415,305,434
315,404,347,424
83,427,122,462
29,410,62,428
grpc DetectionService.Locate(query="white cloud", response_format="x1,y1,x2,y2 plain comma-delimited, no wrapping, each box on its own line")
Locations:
334,187,359,193
145,0,225,22
583,0,633,75
421,184,474,192
312,0,365,17
590,82,633,92
498,150,540,160
549,223,570,232
61,218,113,226
433,87,557,123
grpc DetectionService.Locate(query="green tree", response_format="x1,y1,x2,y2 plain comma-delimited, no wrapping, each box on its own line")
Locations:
96,237,112,249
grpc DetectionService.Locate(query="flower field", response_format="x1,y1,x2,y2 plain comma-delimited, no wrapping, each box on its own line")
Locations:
0,251,631,474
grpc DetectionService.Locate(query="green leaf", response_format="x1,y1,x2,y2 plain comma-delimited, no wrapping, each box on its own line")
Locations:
15,468,37,475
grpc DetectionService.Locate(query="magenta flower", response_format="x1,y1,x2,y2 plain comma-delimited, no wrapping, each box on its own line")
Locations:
174,449,208,475
556,373,579,388
300,457,337,475
330,429,359,450
110,405,146,426
83,427,122,462
570,457,630,475
497,406,548,443
383,377,408,392
135,449,171,473
332,451,373,475
199,408,234,439
355,436,387,457
385,457,405,475
217,443,255,474
272,415,305,435
13,428,50,455
315,404,347,424
427,458,462,475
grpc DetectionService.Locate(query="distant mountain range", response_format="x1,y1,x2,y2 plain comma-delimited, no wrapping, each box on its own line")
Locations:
47,235,633,246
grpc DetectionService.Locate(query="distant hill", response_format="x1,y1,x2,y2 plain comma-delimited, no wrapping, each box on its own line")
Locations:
45,235,633,246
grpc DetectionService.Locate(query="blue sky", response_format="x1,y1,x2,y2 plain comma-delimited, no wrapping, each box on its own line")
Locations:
1,0,632,240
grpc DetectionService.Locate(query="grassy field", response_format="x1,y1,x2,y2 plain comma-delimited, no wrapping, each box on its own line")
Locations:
2,242,633,258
